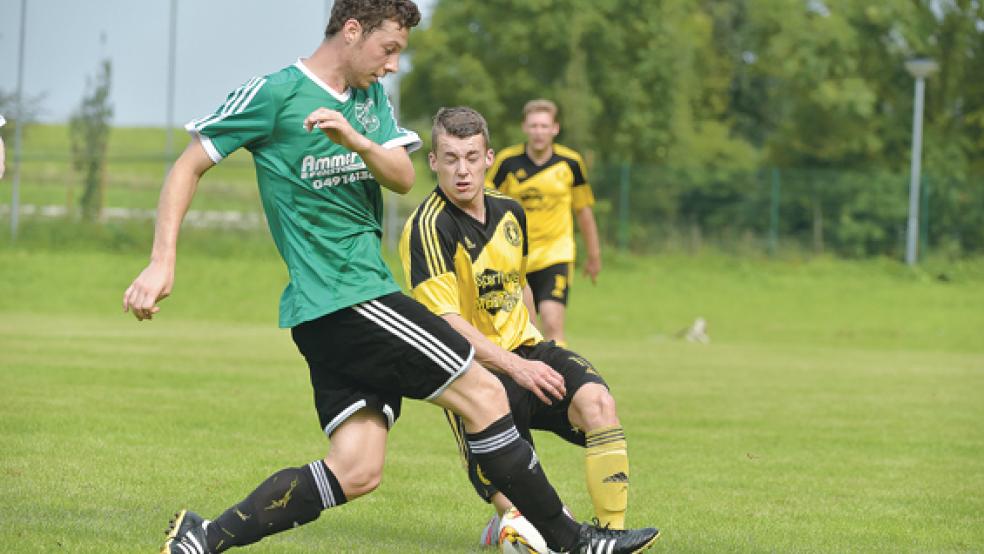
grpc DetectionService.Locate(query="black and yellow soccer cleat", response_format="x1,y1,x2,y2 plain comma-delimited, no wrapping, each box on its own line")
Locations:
160,509,211,554
572,520,660,553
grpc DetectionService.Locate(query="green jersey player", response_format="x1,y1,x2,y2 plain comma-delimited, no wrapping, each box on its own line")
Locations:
122,1,658,553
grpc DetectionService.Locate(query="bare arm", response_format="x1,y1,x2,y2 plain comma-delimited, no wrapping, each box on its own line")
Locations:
303,108,415,194
575,206,602,284
442,313,565,405
122,139,215,320
0,136,5,179
522,284,537,324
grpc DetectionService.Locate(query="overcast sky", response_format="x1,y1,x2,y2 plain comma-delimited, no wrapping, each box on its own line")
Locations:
0,0,435,126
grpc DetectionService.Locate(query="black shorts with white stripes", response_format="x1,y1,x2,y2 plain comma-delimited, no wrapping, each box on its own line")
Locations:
291,292,474,437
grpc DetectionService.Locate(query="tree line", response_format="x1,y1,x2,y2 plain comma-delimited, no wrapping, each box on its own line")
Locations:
402,0,984,257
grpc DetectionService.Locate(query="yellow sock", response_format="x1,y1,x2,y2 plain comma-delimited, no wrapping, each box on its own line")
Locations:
584,425,629,529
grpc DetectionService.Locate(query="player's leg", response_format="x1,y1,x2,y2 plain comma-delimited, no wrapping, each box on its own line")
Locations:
437,366,659,552
538,300,567,346
162,305,404,554
354,292,658,553
431,363,582,552
528,263,571,346
570,383,630,529
446,408,518,546
524,341,630,530
445,376,536,546
196,414,386,553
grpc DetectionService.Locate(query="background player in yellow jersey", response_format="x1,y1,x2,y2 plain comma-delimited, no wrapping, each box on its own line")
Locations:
401,107,648,547
487,99,602,347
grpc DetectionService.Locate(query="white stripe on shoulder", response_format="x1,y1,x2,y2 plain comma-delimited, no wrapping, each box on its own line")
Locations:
190,77,258,131
193,77,267,132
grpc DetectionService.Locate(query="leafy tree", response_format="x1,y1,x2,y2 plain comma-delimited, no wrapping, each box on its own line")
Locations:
405,0,984,256
69,59,113,221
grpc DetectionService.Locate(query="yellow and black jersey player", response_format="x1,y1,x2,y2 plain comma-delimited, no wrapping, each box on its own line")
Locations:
400,107,652,548
401,186,539,354
487,98,602,347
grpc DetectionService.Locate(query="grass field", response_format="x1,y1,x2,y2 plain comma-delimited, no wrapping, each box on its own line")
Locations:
1,225,982,552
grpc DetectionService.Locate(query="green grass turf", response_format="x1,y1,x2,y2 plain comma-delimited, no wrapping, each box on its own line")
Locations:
1,237,983,552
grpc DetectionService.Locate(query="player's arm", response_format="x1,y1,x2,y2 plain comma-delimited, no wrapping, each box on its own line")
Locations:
122,139,215,320
304,108,414,194
575,206,602,283
522,284,537,324
441,313,565,405
0,135,6,179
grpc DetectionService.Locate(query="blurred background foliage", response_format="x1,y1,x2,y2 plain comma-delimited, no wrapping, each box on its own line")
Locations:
403,0,984,257
1,0,982,259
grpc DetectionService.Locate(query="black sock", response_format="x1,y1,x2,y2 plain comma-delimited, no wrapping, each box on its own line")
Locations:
466,414,580,551
206,460,346,552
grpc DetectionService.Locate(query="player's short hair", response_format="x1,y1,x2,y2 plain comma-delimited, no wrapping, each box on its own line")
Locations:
432,107,491,150
523,99,559,122
325,0,421,38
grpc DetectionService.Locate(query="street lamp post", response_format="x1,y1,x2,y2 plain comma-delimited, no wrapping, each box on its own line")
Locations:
11,0,28,240
164,0,178,175
904,57,938,266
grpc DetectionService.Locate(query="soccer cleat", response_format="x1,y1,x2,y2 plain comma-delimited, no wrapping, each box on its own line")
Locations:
161,509,212,554
479,512,501,547
572,520,660,553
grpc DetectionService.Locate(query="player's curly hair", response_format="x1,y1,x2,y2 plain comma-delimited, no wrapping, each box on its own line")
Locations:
432,107,491,150
325,0,421,38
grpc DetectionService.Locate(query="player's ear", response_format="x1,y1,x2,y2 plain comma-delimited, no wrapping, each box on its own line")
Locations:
485,148,495,166
342,19,362,44
428,151,438,171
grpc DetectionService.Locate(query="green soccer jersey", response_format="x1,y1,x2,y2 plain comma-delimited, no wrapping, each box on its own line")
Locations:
186,59,421,328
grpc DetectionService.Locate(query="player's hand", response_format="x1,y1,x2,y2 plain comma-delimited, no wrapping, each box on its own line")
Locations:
508,358,566,405
583,255,601,284
122,261,175,321
303,108,372,153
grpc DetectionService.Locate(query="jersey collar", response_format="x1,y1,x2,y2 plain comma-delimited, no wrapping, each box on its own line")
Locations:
295,58,352,103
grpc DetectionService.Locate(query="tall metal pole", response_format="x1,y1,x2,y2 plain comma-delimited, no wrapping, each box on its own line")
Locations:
382,70,401,252
618,162,631,251
164,0,178,173
905,76,926,265
10,0,27,240
903,57,937,266
769,167,780,256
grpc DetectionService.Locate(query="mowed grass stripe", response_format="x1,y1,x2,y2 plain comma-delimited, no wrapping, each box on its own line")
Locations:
1,247,983,552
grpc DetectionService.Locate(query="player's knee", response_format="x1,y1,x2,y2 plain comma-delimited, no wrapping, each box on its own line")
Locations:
459,365,510,426
572,385,619,429
324,455,384,499
346,466,383,497
333,461,383,498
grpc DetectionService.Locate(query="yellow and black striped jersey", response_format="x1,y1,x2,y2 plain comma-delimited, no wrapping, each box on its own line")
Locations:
400,188,542,352
486,143,595,273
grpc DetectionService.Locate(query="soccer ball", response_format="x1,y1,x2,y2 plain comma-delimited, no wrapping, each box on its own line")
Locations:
498,507,554,554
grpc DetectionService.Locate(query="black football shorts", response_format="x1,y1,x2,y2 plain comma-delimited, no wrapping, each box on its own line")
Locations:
292,292,474,437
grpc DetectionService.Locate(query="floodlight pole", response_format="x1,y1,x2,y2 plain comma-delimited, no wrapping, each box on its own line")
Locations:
904,58,937,266
381,68,402,252
10,0,27,240
164,0,178,174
